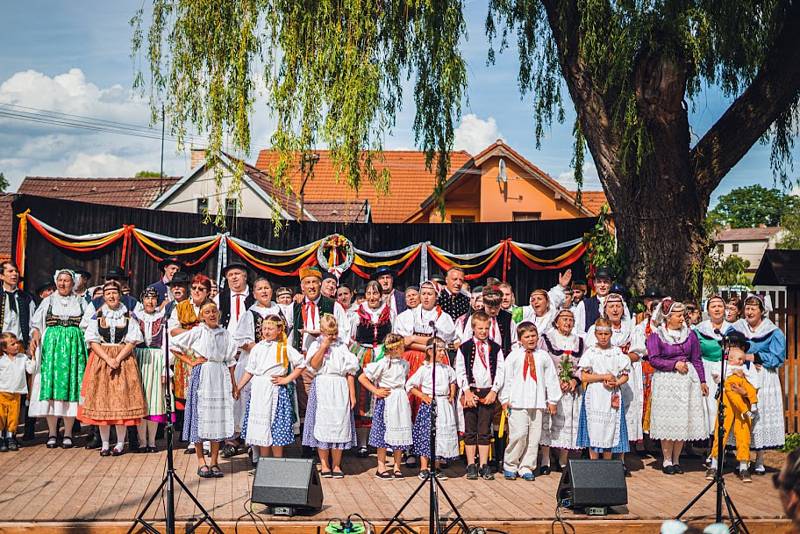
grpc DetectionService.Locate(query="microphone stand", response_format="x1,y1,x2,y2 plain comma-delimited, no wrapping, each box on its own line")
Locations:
675,329,749,533
382,320,469,534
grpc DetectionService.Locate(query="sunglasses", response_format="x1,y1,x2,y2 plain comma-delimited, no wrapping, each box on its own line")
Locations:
191,285,208,291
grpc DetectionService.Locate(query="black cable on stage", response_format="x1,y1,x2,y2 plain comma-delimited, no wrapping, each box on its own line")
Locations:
550,505,575,534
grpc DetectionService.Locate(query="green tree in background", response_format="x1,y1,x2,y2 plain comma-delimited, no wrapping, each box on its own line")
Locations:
0,172,9,193
709,185,800,228
778,210,800,249
133,1,800,298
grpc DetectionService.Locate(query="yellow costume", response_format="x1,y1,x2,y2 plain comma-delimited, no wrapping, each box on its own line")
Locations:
710,370,757,462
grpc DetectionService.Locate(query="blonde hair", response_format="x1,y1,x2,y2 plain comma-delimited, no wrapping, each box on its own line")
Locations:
320,313,339,336
425,336,447,362
261,314,290,368
383,332,404,354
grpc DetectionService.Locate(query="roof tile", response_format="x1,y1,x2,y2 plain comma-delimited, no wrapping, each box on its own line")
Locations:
18,176,180,208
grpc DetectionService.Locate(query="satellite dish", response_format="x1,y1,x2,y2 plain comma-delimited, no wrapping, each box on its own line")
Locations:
498,158,508,183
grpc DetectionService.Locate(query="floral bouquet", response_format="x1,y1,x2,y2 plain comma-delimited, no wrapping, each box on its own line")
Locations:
558,354,574,384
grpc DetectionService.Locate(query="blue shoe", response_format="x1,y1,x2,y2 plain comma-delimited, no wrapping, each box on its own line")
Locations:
503,470,517,480
521,472,536,481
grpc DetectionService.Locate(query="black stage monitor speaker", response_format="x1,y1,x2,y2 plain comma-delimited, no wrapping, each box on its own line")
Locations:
251,457,323,514
557,459,627,509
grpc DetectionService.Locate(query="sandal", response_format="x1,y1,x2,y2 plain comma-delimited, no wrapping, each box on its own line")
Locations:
393,470,404,479
320,471,333,479
375,470,393,480
332,470,345,479
197,465,212,478
209,464,224,478
46,436,58,449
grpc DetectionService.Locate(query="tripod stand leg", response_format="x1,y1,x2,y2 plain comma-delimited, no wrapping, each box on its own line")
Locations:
434,477,470,534
128,476,169,534
675,478,715,520
380,475,428,534
173,473,224,533
722,486,750,534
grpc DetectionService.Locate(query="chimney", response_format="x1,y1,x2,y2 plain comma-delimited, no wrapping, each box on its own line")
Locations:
190,148,207,169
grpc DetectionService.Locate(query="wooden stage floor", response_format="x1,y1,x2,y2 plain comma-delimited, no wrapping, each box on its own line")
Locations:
0,436,792,533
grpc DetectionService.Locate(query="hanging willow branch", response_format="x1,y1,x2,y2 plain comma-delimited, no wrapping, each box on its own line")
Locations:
132,0,467,226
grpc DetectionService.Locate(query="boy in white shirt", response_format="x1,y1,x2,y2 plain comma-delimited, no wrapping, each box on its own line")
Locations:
500,322,561,480
0,333,35,451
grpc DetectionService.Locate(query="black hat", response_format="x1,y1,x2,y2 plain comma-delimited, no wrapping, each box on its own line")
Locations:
104,267,128,281
167,271,190,287
372,266,396,280
610,282,628,298
35,281,56,295
74,268,92,280
221,261,249,278
321,271,337,282
354,287,366,297
641,286,665,300
158,257,184,271
594,267,613,281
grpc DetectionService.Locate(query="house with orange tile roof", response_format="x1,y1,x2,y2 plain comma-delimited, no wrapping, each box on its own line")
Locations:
255,141,607,224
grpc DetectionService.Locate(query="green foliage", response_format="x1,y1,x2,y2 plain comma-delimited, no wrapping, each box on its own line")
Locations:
132,0,467,226
134,170,163,178
778,209,800,249
583,205,622,278
0,172,8,193
689,248,750,297
710,185,800,228
782,433,800,453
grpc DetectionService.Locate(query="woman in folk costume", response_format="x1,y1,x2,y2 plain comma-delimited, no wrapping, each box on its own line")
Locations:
577,318,631,459
349,280,394,457
646,299,709,475
170,301,238,479
133,287,174,453
234,277,285,457
727,293,786,474
628,294,661,451
585,293,640,467
539,309,584,475
693,295,732,439
395,281,456,410
237,315,305,463
28,269,88,449
521,270,573,335
358,333,413,479
78,281,147,456
302,314,359,478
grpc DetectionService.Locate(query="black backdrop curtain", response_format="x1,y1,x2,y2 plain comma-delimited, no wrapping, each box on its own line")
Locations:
11,195,597,303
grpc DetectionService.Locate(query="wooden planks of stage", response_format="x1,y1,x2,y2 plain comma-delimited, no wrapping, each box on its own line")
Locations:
0,437,792,534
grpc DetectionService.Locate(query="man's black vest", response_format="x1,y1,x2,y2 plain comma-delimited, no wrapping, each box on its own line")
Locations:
218,287,255,329
0,289,35,345
291,296,335,351
583,295,601,332
460,338,501,387
494,309,513,354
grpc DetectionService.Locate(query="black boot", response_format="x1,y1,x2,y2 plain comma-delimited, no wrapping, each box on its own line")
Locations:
85,426,102,449
23,415,36,441
0,438,8,452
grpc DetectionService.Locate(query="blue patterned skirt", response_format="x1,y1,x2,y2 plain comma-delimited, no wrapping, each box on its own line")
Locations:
301,379,356,450
368,398,410,450
576,393,630,453
181,365,202,443
242,384,295,447
412,402,459,460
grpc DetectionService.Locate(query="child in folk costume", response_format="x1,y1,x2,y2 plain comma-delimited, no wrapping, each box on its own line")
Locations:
302,314,359,478
577,318,631,459
358,333,413,479
170,301,238,479
79,281,147,456
349,280,394,457
237,315,305,463
133,288,174,453
455,311,505,481
0,333,35,452
406,337,459,480
706,331,759,483
539,309,584,475
500,322,561,481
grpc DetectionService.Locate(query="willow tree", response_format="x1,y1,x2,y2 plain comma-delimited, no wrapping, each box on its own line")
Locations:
133,0,800,296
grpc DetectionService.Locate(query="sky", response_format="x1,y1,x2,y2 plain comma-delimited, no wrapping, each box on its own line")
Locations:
0,1,796,204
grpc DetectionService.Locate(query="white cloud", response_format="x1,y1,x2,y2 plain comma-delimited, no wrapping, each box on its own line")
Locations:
453,114,503,155
64,153,142,176
557,162,604,191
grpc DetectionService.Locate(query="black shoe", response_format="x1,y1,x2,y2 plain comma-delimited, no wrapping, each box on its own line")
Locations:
539,465,552,476
85,434,102,450
739,468,752,483
46,436,58,449
100,448,111,457
623,465,631,478
7,438,19,451
479,465,495,480
662,465,676,475
147,446,158,453
466,463,479,480
673,464,684,474
61,437,74,449
356,446,369,458
0,439,7,453
220,443,238,458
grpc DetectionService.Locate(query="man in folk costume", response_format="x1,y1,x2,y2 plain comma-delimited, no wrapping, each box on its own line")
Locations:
437,267,470,322
373,266,406,317
460,287,516,354
1,262,37,442
569,280,587,329
215,261,255,458
574,267,630,333
147,257,183,307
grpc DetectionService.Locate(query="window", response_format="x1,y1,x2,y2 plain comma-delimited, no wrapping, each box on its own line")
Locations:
451,215,475,223
513,211,542,222
717,244,724,253
732,243,739,253
225,198,238,218
196,198,208,214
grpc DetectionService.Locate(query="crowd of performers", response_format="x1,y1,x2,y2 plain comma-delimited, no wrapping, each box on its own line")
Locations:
0,257,786,483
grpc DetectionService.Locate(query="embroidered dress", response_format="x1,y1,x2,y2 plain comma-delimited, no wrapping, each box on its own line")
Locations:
241,339,304,447
233,302,285,433
540,331,584,450
349,303,393,429
728,318,786,450
301,339,359,449
694,320,731,437
28,293,87,418
406,362,459,460
630,318,657,433
364,357,413,449
172,324,237,442
646,328,708,441
134,309,175,423
576,346,631,452
78,304,147,426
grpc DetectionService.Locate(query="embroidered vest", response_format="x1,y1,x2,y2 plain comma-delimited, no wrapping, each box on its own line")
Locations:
460,338,501,386
495,309,513,354
291,296,335,351
354,305,392,347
